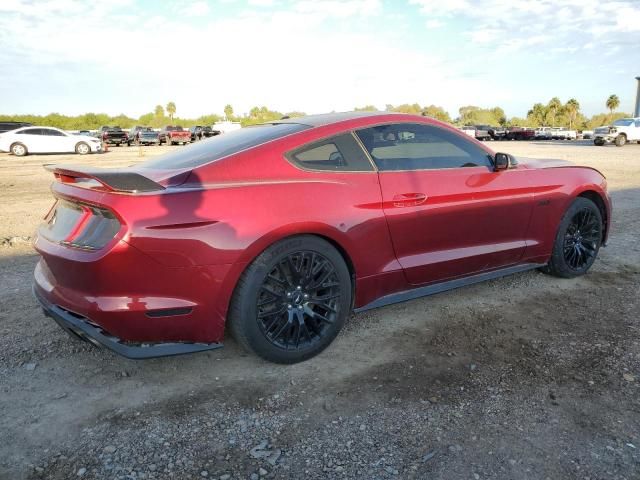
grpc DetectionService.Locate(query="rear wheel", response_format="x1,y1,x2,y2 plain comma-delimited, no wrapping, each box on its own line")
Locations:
228,235,352,364
542,197,603,278
75,142,90,155
10,143,27,156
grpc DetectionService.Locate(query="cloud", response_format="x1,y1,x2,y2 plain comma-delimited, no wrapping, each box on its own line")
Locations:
0,0,637,117
248,0,276,6
409,0,640,54
188,1,211,16
293,0,381,18
0,0,461,117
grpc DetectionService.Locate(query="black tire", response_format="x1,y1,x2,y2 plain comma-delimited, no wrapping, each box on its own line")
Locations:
542,197,603,278
615,134,626,147
594,139,604,146
10,142,28,157
228,235,352,364
75,142,90,155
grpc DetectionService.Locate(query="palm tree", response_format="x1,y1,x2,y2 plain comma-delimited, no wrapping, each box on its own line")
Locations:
565,98,580,130
154,105,164,118
606,94,620,115
547,97,562,126
527,103,547,126
224,104,234,121
166,102,176,122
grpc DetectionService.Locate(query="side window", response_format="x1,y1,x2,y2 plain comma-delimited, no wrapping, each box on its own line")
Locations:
17,128,42,135
287,133,374,172
41,128,65,136
355,123,493,171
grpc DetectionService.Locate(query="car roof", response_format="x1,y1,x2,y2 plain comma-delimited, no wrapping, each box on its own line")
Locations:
272,111,403,127
11,125,64,132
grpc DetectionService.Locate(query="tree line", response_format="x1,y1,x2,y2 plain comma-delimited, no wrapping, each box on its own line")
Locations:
0,95,630,131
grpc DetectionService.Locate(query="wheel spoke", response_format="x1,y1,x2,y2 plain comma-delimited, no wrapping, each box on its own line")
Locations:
261,285,283,300
258,306,287,319
313,301,338,313
308,266,335,290
271,314,292,342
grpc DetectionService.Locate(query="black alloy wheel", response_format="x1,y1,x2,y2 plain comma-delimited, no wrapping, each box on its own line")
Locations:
229,236,351,363
542,197,603,278
562,207,601,271
256,250,341,351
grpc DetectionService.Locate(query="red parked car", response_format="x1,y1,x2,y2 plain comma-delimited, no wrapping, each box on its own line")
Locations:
33,112,611,363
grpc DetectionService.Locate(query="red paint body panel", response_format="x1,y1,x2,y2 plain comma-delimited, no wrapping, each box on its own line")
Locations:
33,113,612,345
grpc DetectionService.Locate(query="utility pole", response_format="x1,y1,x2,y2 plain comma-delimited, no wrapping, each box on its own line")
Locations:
635,77,640,117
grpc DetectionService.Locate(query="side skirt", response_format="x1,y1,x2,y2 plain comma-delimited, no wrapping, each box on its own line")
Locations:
354,263,545,313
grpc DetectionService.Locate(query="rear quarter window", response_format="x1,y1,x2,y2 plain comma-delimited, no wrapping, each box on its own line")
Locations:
286,133,374,172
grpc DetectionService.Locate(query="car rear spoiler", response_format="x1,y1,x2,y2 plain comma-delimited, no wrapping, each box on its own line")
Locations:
44,164,165,193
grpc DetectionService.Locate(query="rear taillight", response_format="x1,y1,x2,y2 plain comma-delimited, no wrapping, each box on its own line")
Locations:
40,199,121,250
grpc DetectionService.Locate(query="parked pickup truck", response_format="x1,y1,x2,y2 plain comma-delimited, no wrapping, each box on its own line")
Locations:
468,125,492,141
505,127,535,141
551,127,577,140
487,126,506,140
593,117,640,146
189,125,218,141
534,127,552,140
161,126,191,145
129,126,160,145
97,126,129,146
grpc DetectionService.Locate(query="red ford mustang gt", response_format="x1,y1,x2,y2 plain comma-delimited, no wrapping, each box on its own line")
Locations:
33,112,611,363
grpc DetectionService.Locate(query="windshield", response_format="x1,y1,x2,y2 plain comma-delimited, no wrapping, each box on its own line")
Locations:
613,119,634,127
139,123,310,170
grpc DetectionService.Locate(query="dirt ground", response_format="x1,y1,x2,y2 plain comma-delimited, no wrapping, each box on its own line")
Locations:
1,141,639,480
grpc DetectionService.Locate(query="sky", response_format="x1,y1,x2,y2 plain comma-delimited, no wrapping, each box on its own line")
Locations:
1,0,639,119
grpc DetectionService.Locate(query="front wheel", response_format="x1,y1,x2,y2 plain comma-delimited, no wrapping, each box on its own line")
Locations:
75,142,90,155
594,139,604,146
615,134,626,147
228,236,352,364
542,197,603,278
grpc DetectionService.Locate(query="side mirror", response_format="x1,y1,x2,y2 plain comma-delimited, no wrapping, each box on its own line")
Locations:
494,152,511,171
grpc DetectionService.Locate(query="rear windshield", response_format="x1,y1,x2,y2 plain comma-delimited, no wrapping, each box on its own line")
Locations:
139,123,310,170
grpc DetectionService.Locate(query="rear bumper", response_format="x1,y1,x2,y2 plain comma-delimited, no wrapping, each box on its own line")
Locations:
33,235,236,346
34,286,222,359
138,137,160,144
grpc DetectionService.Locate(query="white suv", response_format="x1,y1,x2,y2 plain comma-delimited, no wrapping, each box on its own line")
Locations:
594,118,640,146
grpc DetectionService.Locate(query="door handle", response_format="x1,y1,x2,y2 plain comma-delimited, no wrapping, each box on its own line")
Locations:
392,192,427,207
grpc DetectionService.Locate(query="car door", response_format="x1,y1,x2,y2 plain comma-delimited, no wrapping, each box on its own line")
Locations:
355,122,535,286
40,128,73,152
14,128,45,152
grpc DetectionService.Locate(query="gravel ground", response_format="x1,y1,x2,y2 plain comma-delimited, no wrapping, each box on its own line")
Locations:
1,141,639,480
